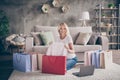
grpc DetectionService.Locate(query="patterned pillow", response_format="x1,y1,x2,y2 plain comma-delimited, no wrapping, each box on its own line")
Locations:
75,32,91,45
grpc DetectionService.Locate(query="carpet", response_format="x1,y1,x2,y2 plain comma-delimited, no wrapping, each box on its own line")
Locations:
9,63,120,80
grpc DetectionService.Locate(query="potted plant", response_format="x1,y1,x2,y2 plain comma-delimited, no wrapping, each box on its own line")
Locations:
105,23,112,35
108,3,115,9
0,10,9,55
102,14,106,18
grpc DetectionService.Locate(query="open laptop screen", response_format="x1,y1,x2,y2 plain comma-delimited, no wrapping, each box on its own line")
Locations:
72,65,94,77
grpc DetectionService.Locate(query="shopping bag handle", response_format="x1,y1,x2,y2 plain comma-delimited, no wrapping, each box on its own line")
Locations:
48,56,57,64
16,54,21,63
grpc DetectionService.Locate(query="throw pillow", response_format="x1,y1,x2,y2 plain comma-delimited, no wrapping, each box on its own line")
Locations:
87,33,100,45
31,32,43,46
39,31,54,45
75,32,91,45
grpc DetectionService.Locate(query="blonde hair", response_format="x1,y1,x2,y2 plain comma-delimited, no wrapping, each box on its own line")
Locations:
58,23,70,35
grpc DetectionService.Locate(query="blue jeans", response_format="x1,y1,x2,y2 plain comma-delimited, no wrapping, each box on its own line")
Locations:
67,57,77,70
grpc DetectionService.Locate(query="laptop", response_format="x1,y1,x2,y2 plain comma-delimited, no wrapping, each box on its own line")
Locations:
72,65,94,77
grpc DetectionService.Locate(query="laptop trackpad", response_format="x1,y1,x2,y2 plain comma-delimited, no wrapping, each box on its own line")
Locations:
72,65,94,77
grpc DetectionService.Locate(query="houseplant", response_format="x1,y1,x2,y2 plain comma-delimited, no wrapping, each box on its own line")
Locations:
102,14,106,18
108,3,115,9
0,10,9,55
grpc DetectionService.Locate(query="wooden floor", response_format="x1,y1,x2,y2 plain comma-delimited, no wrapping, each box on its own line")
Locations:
0,50,120,80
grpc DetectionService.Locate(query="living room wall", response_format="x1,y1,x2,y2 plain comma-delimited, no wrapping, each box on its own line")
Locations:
0,0,117,34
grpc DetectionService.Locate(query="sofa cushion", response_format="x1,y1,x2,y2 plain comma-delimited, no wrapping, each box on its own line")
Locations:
87,33,100,45
40,31,54,45
34,25,59,41
74,45,102,53
33,45,102,53
69,27,92,44
31,32,43,45
33,46,49,54
75,32,91,45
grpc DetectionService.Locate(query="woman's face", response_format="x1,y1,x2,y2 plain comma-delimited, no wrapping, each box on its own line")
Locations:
59,25,67,35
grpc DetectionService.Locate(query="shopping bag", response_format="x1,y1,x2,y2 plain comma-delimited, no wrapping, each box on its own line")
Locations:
42,55,66,75
13,53,31,72
91,50,101,68
100,52,105,68
100,51,113,68
37,54,44,71
25,37,33,52
84,51,94,66
29,52,38,71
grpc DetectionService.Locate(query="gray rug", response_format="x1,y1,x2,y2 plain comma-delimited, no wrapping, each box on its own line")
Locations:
9,63,120,80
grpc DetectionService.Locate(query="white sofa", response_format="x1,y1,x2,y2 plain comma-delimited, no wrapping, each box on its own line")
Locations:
25,25,109,61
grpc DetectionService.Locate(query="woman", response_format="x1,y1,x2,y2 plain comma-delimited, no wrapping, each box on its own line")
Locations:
57,23,77,70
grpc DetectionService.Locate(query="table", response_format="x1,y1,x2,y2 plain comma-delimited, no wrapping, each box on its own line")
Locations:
8,44,25,53
6,34,26,53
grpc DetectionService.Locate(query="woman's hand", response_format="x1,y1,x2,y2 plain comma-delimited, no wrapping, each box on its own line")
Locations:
64,44,69,49
64,44,74,53
49,41,53,45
